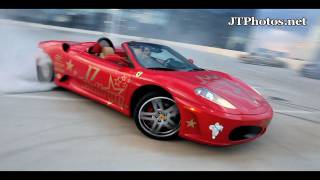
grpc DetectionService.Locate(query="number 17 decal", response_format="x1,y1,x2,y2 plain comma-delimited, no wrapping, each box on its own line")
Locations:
85,65,100,81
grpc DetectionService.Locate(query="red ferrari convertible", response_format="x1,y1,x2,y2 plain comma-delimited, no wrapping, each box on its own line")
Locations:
36,37,273,146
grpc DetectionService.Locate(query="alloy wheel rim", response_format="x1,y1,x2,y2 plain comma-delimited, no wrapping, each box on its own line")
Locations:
138,96,180,137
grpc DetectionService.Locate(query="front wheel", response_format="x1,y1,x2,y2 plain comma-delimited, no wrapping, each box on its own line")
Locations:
133,92,180,140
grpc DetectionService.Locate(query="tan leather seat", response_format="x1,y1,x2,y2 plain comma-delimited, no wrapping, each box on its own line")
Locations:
99,47,115,58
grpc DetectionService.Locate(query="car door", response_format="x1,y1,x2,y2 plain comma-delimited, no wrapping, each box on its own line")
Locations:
70,48,135,110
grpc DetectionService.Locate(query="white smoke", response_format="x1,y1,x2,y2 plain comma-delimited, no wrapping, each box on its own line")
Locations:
0,21,56,95
0,19,129,95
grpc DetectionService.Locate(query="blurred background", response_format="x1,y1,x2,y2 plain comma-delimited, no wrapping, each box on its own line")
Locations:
0,9,319,55
0,9,320,77
0,9,319,92
0,9,320,170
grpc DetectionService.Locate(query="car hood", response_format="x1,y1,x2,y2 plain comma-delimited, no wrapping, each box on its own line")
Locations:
163,70,268,114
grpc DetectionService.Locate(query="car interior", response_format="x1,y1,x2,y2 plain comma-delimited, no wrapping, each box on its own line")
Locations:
88,37,130,66
88,37,115,56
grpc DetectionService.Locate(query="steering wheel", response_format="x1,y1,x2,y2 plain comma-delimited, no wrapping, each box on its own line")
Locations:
163,58,175,67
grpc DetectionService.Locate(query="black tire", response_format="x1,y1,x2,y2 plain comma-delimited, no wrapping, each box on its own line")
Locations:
36,61,54,82
133,91,180,140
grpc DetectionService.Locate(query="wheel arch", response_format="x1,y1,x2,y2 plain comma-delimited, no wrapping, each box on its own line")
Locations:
129,85,173,117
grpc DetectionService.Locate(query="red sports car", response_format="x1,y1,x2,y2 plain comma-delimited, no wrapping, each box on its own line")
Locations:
36,37,273,146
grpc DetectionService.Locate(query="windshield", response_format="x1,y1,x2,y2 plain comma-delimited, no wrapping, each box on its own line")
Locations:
128,42,203,71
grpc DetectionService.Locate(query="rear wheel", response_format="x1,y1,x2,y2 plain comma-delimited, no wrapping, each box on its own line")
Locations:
133,92,180,140
36,51,54,82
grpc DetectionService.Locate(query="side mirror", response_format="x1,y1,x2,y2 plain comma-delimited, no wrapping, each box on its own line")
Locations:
104,54,130,67
188,58,194,64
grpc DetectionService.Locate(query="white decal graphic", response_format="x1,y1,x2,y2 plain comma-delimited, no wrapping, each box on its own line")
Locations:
209,122,223,139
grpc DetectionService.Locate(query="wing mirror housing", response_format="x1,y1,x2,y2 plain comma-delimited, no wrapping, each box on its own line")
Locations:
188,58,194,64
62,43,70,52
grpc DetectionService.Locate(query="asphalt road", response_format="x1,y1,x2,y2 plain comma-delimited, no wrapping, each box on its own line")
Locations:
0,20,320,170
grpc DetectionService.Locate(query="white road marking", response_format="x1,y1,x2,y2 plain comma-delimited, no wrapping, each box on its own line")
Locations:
250,86,283,92
274,110,320,114
0,94,87,101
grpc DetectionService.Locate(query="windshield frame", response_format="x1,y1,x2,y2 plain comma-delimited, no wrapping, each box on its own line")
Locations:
127,41,202,71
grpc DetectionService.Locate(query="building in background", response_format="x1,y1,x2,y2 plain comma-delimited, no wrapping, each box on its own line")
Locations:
0,9,257,51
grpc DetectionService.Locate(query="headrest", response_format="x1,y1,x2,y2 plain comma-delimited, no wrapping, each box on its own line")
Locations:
89,43,102,54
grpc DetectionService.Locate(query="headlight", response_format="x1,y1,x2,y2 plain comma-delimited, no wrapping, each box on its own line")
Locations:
194,88,236,109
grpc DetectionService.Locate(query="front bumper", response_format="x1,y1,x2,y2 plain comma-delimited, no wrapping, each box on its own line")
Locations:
176,97,273,146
